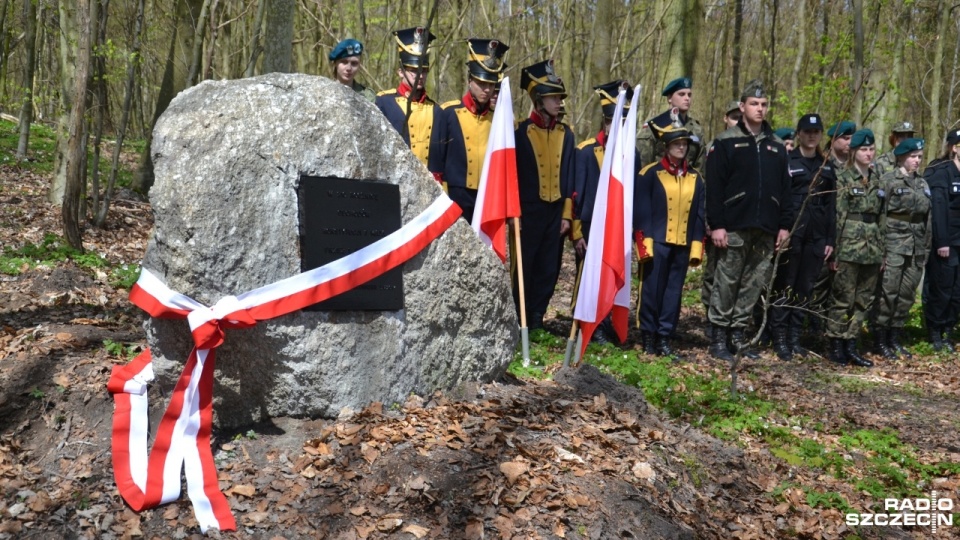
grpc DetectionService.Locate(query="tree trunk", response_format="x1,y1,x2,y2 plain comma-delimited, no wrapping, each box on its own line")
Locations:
767,0,776,97
202,0,219,80
263,0,295,74
16,0,37,160
244,0,266,77
97,0,143,227
133,10,179,195
731,0,743,97
89,0,109,222
49,0,79,204
789,0,806,122
185,0,210,86
591,0,614,85
852,0,864,124
928,0,948,141
0,0,9,86
63,0,91,250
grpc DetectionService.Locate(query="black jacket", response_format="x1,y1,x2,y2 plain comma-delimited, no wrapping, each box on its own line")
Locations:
705,120,792,234
925,158,960,248
786,148,837,248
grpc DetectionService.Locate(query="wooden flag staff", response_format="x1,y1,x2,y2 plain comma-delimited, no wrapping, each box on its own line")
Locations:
512,217,531,366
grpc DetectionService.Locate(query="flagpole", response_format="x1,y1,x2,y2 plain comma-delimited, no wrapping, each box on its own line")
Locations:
573,328,583,367
562,319,578,368
564,257,585,368
512,217,531,366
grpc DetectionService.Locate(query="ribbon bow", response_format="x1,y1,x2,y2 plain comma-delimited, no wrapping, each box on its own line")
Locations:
109,196,460,532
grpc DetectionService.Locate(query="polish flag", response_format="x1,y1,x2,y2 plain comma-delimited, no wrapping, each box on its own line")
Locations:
573,84,640,352
472,76,520,262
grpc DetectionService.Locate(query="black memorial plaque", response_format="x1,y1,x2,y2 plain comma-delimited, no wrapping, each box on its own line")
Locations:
298,176,403,311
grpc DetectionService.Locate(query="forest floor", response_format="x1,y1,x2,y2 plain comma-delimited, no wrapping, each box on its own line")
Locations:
1,139,960,539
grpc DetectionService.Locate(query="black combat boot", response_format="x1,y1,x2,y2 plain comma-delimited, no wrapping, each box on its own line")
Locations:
844,339,873,367
888,328,912,359
772,328,793,361
729,328,760,359
873,328,897,360
787,325,809,356
828,338,848,365
710,327,735,362
654,334,683,361
941,329,957,353
640,332,657,354
929,327,945,352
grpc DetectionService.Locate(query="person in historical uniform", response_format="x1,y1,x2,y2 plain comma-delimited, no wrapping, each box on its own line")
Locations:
329,38,375,102
570,80,636,344
824,129,883,367
436,38,509,222
375,27,443,174
922,129,960,351
637,77,705,171
875,121,916,178
872,138,930,359
513,59,576,330
774,127,796,152
705,80,792,361
634,124,705,358
769,113,836,360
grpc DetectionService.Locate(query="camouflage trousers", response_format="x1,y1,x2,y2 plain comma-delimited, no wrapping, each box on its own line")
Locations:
825,261,880,339
874,253,924,328
700,242,718,309
708,229,774,329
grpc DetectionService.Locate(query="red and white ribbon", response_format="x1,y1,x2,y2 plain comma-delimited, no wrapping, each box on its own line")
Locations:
109,196,460,532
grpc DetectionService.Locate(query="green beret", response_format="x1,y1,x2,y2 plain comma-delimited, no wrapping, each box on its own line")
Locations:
894,137,924,156
774,128,795,141
849,129,875,149
827,121,856,138
662,77,692,97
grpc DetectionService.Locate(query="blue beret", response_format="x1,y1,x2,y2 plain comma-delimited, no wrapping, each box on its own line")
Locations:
894,137,924,156
662,77,692,97
329,39,363,62
849,129,875,149
827,121,856,138
774,128,795,140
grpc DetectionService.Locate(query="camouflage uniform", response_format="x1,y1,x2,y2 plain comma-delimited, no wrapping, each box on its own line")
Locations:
826,167,886,339
874,168,931,328
874,151,896,179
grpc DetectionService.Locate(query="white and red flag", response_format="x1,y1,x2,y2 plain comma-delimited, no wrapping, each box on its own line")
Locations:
471,76,520,263
573,84,640,352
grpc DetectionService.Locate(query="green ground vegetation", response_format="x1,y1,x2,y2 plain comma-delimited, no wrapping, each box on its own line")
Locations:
510,334,960,512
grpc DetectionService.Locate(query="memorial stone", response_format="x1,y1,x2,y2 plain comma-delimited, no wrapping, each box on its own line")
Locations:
142,73,518,429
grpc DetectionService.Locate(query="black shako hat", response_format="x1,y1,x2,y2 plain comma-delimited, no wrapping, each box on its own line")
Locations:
466,38,508,82
394,27,436,69
594,80,633,118
520,59,566,99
